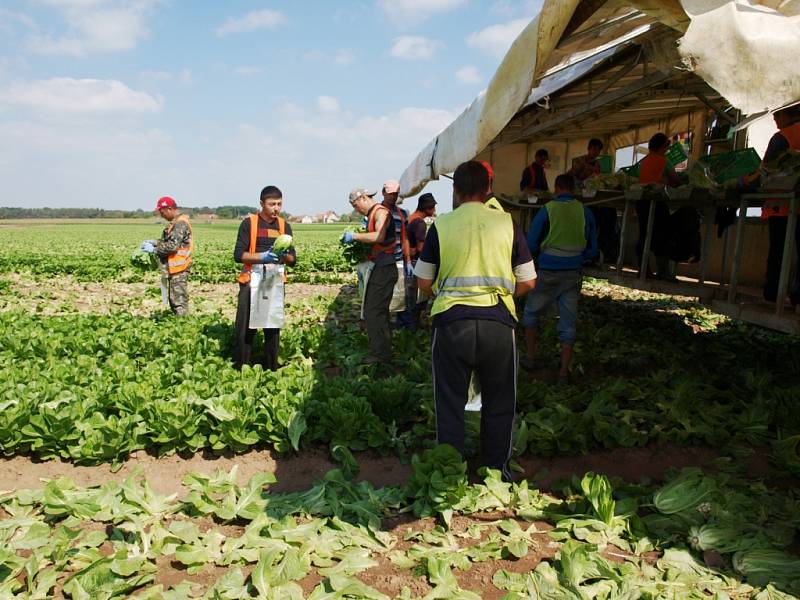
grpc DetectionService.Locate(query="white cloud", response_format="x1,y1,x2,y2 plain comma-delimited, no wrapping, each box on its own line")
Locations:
234,66,263,77
379,0,465,23
490,0,543,17
0,99,457,213
27,0,158,57
466,18,530,58
390,36,442,60
140,69,172,81
317,95,339,113
216,9,287,37
334,49,355,66
455,65,482,84
0,78,163,114
0,9,37,34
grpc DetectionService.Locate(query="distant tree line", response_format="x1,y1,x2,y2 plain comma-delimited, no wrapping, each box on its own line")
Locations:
0,206,291,220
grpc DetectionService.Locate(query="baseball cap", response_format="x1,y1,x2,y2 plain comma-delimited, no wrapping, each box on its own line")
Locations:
418,193,437,209
479,160,494,181
382,179,400,193
348,188,376,202
155,196,177,210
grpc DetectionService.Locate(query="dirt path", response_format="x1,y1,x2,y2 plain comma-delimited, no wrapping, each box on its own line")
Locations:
0,273,343,317
0,443,742,497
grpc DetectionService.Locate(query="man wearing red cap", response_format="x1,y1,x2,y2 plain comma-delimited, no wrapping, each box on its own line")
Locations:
140,196,193,316
480,161,504,211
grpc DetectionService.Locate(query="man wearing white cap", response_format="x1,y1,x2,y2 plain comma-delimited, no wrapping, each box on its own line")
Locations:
343,187,398,363
382,179,413,329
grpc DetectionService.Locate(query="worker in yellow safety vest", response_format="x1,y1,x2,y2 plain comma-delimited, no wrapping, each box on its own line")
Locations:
480,160,504,211
414,161,537,481
140,196,193,316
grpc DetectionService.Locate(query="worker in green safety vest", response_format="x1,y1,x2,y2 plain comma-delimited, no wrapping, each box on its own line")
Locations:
521,173,598,383
414,160,537,481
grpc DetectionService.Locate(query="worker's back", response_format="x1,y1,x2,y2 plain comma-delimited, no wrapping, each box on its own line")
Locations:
431,202,516,319
638,153,668,185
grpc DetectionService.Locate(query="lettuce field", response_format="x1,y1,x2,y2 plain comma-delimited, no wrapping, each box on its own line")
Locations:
1,219,799,598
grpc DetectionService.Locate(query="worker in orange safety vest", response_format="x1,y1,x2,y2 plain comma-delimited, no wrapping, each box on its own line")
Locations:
233,186,297,370
140,196,193,316
760,104,800,304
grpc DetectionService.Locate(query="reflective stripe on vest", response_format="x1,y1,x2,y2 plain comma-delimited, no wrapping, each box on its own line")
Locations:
167,214,193,275
367,204,394,262
763,122,800,218
237,214,285,284
541,199,587,258
430,202,517,320
638,153,668,185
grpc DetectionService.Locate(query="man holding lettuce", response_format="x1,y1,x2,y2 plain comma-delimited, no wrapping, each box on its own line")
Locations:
233,185,296,371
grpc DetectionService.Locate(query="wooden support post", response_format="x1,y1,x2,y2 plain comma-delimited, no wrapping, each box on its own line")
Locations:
727,194,748,302
639,196,656,281
775,193,798,317
617,199,631,273
699,206,714,284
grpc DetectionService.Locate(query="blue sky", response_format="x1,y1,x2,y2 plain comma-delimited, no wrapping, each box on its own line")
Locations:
0,0,541,216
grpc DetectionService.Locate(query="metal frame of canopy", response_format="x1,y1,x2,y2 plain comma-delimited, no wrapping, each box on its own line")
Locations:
401,0,800,333
487,26,800,334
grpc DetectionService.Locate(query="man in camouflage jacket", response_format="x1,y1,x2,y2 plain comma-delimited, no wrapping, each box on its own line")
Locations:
141,196,193,316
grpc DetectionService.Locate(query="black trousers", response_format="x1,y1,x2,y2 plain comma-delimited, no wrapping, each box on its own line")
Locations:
234,283,280,370
591,206,619,262
364,263,398,361
764,216,800,304
635,199,671,260
432,318,516,480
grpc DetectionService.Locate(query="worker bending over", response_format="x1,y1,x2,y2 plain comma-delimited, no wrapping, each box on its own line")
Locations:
415,161,537,481
522,174,598,383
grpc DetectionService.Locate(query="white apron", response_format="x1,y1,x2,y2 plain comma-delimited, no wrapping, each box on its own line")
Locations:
357,260,407,319
248,264,285,329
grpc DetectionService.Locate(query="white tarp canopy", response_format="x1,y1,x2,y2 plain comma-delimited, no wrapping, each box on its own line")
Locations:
399,0,800,197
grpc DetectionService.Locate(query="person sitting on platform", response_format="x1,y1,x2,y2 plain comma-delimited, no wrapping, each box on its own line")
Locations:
520,149,550,193
570,138,619,263
636,133,681,280
760,104,800,305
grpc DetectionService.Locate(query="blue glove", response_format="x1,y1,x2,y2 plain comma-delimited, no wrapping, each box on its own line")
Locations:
140,241,155,253
342,231,355,244
261,250,279,264
404,262,414,278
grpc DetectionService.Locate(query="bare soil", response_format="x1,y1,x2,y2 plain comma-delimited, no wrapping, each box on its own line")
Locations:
0,443,737,498
0,273,342,318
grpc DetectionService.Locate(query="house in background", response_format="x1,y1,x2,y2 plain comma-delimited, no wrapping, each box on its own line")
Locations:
313,210,340,223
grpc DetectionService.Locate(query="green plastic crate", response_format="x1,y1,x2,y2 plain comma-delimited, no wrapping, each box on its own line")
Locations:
598,154,613,174
619,163,640,178
666,143,688,166
696,148,761,184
